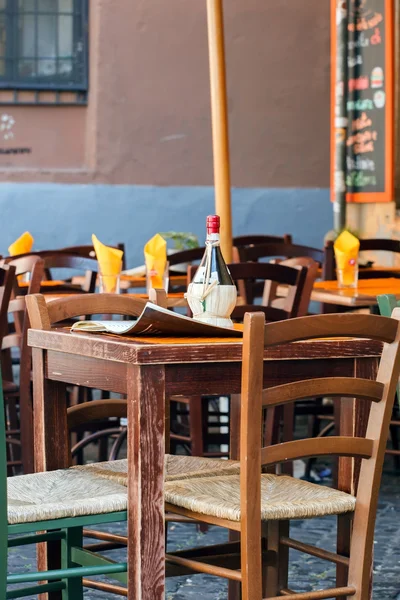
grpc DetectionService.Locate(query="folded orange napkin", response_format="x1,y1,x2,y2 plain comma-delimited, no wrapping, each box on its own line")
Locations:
144,234,167,289
8,231,34,256
334,231,359,286
92,234,123,293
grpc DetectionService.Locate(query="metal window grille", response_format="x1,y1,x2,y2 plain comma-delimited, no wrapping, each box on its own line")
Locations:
0,0,88,90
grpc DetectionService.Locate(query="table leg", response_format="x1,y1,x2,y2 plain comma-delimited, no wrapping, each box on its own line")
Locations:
127,364,165,600
32,348,69,600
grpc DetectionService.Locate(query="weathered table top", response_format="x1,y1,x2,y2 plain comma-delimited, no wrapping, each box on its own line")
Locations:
311,278,400,307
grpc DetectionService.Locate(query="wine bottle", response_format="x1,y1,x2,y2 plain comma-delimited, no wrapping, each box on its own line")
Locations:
186,215,237,328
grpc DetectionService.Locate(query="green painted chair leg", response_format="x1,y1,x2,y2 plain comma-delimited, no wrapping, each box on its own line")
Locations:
377,294,400,401
61,526,84,600
0,371,8,600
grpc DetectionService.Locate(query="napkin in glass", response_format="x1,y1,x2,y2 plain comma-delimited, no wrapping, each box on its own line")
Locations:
144,233,167,289
92,234,123,292
334,231,360,286
8,231,34,256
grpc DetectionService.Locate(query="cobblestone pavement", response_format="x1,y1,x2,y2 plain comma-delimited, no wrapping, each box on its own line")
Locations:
7,466,400,599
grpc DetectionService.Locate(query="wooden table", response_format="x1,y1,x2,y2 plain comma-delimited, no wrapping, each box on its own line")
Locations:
311,278,400,307
27,328,381,599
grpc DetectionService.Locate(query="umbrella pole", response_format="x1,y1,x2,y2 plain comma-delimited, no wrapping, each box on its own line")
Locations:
206,0,233,262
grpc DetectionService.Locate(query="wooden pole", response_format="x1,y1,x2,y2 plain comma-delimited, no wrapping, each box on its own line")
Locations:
395,0,400,206
206,0,233,262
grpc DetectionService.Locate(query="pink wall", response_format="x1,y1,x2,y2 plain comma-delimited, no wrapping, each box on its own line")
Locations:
0,0,330,188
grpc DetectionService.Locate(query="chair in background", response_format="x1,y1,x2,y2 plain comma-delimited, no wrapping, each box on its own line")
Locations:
0,371,130,599
233,241,325,303
168,235,293,275
165,311,400,599
232,233,292,246
376,294,400,470
0,265,17,473
1,256,44,474
3,252,98,293
170,261,310,459
59,243,126,270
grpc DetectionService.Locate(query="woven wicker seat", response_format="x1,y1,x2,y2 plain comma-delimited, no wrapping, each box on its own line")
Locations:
7,467,127,525
74,454,240,486
165,474,356,522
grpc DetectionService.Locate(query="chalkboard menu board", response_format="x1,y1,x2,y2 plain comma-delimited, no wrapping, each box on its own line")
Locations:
331,0,394,203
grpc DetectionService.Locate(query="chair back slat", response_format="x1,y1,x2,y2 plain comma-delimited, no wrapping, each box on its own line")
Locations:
0,373,6,597
261,437,374,466
263,312,398,347
233,233,292,246
59,243,126,269
26,293,148,330
0,265,16,347
262,378,384,407
228,262,301,286
234,242,324,265
67,399,127,430
231,304,289,323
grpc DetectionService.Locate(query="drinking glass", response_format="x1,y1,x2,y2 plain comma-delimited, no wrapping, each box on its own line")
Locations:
146,261,169,295
99,273,121,294
336,264,358,289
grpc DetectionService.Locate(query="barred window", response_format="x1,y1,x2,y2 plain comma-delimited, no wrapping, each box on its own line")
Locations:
0,0,88,90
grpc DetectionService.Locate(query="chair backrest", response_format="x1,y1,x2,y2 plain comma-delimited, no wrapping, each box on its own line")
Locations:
268,256,319,317
168,247,205,268
0,265,16,349
187,262,308,322
233,233,292,247
377,294,400,317
58,243,126,270
240,310,400,596
3,252,98,292
0,371,6,595
232,242,324,302
233,241,324,265
26,292,150,331
227,262,307,322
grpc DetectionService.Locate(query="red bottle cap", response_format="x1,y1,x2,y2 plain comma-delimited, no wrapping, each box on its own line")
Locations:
206,214,220,234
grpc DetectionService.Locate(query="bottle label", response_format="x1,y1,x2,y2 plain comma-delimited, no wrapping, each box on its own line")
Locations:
194,266,219,284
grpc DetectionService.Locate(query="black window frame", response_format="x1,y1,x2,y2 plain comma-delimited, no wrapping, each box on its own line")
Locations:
0,0,88,91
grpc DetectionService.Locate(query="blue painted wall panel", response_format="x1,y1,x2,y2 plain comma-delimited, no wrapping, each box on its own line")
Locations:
0,184,332,266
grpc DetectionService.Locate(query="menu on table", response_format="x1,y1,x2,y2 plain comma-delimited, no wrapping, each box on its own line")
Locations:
330,0,394,203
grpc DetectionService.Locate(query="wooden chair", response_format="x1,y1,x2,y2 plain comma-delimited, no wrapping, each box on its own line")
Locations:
0,265,17,473
233,242,325,303
165,310,400,599
233,233,292,246
376,294,400,469
3,252,98,293
168,235,292,278
1,257,45,474
0,370,130,599
170,262,309,459
168,236,293,267
59,243,126,270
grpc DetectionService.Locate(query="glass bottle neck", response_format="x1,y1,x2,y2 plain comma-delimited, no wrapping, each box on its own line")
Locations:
206,232,220,244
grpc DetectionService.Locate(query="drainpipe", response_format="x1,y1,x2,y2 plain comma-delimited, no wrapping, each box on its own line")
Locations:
333,0,349,232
